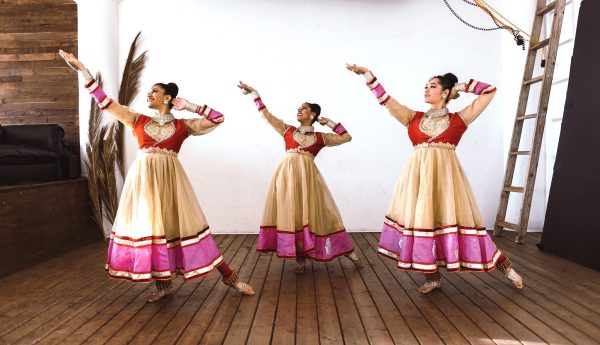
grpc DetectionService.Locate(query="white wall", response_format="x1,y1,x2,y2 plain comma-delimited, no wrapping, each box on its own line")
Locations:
75,0,120,162
79,0,542,233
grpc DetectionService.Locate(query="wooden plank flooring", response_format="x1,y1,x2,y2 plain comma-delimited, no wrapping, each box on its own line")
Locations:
1,232,599,345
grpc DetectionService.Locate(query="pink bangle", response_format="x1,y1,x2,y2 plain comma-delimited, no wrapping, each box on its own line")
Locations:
254,97,266,111
201,106,224,123
85,78,112,110
466,79,497,95
366,75,390,105
333,123,347,135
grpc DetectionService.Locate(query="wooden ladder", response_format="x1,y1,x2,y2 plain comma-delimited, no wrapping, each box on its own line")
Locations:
494,0,566,243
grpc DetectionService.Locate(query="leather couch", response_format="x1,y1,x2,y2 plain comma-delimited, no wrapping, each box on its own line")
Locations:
0,124,80,186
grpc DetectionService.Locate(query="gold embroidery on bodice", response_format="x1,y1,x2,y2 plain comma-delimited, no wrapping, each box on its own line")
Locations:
293,130,317,148
419,108,450,141
144,120,176,145
419,116,450,141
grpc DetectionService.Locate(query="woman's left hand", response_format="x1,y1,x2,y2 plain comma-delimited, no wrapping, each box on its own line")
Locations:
317,117,330,126
172,97,188,111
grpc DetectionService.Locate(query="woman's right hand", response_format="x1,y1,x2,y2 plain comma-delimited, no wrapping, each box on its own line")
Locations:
237,81,255,94
346,63,369,75
171,98,188,111
449,86,460,100
58,50,85,71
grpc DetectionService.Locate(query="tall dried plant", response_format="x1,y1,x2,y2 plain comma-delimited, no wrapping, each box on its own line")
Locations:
116,31,148,178
85,32,148,237
85,73,118,237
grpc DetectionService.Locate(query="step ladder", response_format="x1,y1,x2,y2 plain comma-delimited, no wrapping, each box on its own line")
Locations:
494,0,566,243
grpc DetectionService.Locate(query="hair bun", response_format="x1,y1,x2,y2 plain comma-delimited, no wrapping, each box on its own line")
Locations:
443,73,458,84
166,82,179,98
308,102,321,116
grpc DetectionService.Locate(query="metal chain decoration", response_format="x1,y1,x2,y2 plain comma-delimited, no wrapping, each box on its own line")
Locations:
442,0,527,49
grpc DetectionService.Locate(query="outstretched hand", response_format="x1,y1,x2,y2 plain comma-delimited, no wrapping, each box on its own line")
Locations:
58,50,85,71
171,98,188,111
345,63,369,75
316,117,330,126
237,81,255,94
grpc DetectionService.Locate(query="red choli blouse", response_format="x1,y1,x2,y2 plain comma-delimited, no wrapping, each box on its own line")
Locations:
283,126,325,157
407,111,467,146
133,115,190,152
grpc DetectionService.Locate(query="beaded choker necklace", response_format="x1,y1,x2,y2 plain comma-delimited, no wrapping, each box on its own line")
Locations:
152,113,175,126
424,108,449,119
297,125,314,134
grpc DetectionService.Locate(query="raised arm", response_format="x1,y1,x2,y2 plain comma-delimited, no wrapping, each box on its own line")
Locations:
59,50,139,128
238,81,289,136
171,98,224,136
318,117,352,147
346,64,415,126
456,79,497,125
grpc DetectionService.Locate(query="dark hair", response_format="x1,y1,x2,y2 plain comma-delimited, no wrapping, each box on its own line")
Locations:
154,82,179,109
430,73,458,103
306,102,321,124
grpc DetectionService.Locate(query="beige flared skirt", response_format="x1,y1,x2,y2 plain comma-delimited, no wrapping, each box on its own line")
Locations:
386,147,485,229
112,152,209,239
106,151,224,282
378,146,502,272
257,152,354,260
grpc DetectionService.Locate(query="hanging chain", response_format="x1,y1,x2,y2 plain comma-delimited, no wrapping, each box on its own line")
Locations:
461,0,479,7
442,0,526,49
443,0,504,31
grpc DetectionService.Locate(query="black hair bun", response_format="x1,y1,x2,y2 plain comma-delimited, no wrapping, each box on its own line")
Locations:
443,73,458,84
308,103,321,116
166,82,179,98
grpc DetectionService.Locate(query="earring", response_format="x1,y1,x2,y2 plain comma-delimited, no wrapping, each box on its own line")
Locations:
163,100,169,104
442,94,447,98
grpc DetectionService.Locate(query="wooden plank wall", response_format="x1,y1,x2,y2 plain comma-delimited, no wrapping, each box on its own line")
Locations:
0,0,79,152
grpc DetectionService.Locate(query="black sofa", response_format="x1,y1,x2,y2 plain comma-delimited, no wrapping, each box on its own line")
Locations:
0,124,80,186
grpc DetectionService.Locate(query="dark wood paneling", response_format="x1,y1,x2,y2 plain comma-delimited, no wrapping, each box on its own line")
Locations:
0,178,102,277
0,0,79,153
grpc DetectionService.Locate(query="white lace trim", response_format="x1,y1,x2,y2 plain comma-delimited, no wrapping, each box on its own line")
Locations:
286,148,315,158
414,142,456,150
138,147,178,157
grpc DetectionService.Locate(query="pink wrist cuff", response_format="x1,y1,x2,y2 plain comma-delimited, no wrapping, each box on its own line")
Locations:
466,79,497,95
254,97,266,111
367,77,391,105
85,78,112,110
200,105,224,123
333,123,347,135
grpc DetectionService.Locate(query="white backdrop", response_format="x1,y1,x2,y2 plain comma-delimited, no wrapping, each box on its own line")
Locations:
77,0,543,233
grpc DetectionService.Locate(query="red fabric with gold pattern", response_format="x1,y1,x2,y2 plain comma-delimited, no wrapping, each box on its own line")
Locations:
407,111,467,146
283,126,325,157
133,115,190,152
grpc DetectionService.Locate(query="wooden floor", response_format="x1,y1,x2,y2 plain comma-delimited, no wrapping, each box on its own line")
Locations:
1,232,599,345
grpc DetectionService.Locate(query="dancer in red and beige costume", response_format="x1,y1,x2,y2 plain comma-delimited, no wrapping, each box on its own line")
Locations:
59,50,254,302
346,63,523,293
238,81,362,273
